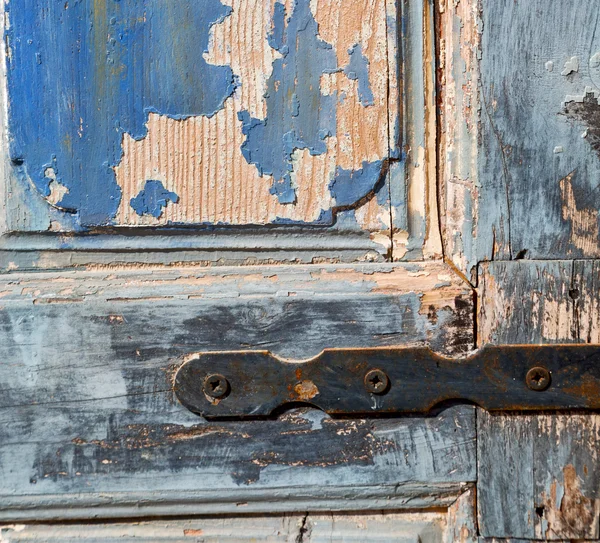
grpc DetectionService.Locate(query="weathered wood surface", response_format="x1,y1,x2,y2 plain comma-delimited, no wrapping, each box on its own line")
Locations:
3,0,398,230
0,263,475,521
0,0,445,263
478,261,600,540
439,0,600,279
478,411,600,540
479,260,600,345
445,488,478,543
0,512,447,542
437,0,481,282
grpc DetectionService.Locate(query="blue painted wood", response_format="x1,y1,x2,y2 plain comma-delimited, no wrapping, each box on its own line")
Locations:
5,0,395,229
0,264,475,521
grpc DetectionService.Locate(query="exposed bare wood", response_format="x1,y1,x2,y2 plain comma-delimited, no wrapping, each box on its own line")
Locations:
437,0,482,279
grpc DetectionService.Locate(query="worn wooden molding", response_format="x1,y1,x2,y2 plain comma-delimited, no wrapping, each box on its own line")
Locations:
0,230,394,272
437,0,482,282
0,489,479,541
394,0,443,261
0,511,449,542
477,260,600,541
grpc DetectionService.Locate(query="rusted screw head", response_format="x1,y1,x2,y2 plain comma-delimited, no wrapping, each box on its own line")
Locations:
364,369,390,395
203,374,230,399
526,367,551,392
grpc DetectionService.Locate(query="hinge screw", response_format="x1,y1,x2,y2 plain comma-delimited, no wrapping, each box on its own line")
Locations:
526,367,551,392
204,373,230,399
364,369,390,395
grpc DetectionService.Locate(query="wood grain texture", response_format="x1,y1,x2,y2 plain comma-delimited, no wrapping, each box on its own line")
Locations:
437,0,481,281
478,260,600,540
0,263,475,521
479,260,600,345
475,0,600,266
0,512,446,542
445,489,478,543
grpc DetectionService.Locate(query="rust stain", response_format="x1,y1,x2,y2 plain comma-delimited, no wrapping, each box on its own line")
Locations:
293,380,319,401
538,464,600,540
183,529,204,536
563,374,600,406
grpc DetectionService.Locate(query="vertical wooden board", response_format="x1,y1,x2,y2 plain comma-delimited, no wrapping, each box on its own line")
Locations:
437,0,482,280
393,0,443,262
4,0,399,231
533,414,600,540
445,489,478,543
478,261,600,540
479,412,600,540
475,0,600,263
477,411,536,539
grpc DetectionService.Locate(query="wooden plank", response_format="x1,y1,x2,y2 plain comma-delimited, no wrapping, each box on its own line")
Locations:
437,0,482,281
477,411,537,539
476,0,600,264
477,261,600,540
478,411,600,540
445,488,478,543
0,263,476,521
440,0,600,277
479,260,599,345
0,512,446,542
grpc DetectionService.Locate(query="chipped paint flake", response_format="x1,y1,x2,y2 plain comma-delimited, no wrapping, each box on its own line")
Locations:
561,56,580,76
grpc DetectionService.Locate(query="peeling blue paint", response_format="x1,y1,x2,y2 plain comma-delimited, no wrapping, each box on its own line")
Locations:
329,160,384,207
130,180,179,219
7,0,390,228
7,1,235,227
238,0,338,205
344,44,375,107
238,0,385,210
267,2,286,51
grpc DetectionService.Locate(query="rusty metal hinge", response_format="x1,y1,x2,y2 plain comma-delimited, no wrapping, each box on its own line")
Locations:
174,345,600,419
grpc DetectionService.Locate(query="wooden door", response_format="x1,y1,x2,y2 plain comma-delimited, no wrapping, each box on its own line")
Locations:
0,0,598,541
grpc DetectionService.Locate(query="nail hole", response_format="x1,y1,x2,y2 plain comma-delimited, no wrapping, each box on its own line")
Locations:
569,288,580,300
535,506,544,518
